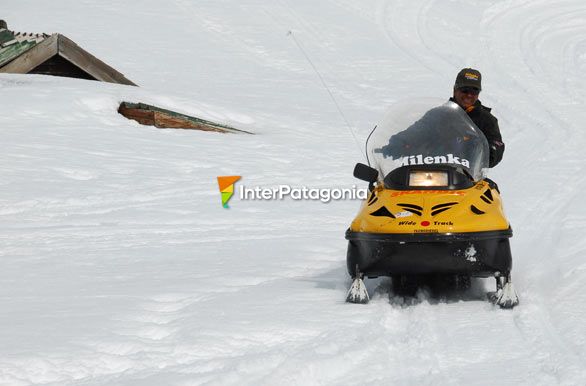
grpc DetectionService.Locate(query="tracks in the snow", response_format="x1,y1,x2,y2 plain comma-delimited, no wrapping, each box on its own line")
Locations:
370,0,586,382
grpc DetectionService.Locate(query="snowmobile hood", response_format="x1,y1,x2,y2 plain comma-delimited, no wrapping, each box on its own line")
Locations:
349,179,510,234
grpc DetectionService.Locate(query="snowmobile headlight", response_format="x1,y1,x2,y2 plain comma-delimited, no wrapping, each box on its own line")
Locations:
409,170,448,187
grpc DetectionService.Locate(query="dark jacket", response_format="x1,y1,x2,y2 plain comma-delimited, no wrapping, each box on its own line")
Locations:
450,98,504,167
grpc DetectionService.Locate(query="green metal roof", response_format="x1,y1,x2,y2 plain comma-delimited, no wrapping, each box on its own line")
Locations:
0,28,50,68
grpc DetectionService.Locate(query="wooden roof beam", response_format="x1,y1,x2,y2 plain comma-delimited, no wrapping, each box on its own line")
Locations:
57,34,136,86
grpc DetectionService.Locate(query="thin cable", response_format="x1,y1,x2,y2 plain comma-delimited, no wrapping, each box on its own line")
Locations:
287,30,364,159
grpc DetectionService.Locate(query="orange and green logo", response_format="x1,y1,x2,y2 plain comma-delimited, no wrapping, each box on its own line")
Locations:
217,176,241,208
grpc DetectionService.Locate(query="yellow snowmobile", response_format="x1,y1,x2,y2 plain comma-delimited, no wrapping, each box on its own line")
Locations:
345,99,519,308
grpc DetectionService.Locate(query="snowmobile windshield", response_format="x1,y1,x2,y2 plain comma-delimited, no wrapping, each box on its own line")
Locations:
368,99,490,182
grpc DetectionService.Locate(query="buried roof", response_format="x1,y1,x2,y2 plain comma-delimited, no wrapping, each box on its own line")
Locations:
0,20,136,86
118,102,253,134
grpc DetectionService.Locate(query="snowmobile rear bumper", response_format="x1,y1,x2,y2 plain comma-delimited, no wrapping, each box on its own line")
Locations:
345,228,512,278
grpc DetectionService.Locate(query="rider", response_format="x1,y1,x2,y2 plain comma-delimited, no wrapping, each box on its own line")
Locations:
450,68,504,167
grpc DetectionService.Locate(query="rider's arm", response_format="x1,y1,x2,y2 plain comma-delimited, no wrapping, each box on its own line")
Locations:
486,116,504,167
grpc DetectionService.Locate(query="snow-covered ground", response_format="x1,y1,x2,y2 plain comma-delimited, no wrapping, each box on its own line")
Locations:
1,0,586,384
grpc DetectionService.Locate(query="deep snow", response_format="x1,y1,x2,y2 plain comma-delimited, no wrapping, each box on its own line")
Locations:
1,0,586,385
